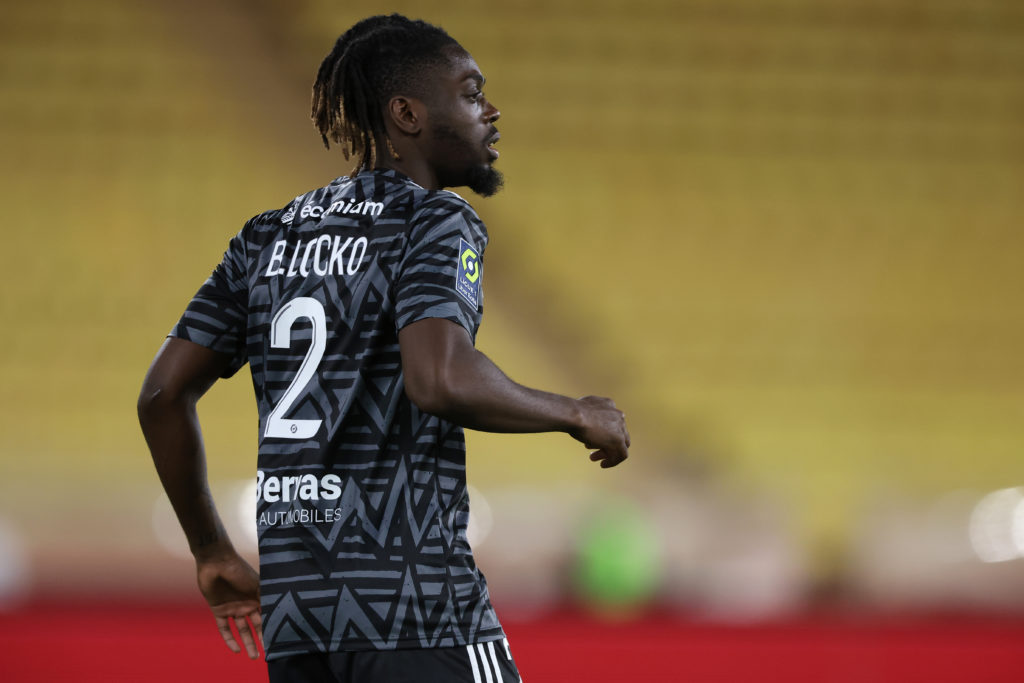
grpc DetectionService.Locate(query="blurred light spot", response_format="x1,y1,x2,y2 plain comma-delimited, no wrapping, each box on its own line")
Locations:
467,485,493,548
969,488,1024,563
0,517,30,609
232,479,259,552
574,501,661,614
151,493,191,560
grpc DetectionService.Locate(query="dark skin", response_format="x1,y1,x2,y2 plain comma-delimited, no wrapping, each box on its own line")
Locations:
378,47,503,194
138,46,629,660
138,340,263,658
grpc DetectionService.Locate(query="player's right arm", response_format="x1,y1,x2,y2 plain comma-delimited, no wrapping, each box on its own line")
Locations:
138,337,263,659
395,197,629,467
399,318,630,468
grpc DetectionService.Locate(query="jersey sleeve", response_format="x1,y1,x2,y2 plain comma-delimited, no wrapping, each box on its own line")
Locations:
169,228,250,378
394,198,487,337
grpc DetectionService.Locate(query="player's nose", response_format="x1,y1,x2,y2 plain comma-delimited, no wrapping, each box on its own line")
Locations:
484,99,500,123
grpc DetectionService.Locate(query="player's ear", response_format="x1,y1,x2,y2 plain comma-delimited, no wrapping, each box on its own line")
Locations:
387,96,424,135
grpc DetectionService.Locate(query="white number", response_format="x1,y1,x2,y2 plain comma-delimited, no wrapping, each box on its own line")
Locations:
264,297,326,439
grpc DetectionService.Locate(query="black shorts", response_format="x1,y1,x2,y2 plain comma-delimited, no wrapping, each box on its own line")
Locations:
267,638,521,683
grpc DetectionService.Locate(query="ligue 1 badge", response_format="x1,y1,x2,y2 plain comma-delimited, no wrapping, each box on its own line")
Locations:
455,238,481,307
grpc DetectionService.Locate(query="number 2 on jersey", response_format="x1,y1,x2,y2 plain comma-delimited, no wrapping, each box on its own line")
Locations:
265,297,326,439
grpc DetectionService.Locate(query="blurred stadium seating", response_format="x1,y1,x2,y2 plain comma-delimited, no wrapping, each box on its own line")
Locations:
1,0,1023,678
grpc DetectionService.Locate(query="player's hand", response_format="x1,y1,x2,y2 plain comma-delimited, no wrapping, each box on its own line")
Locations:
196,552,263,659
570,395,630,468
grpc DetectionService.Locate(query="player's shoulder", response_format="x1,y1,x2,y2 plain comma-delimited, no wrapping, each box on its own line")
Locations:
241,196,302,234
416,187,479,217
408,188,485,239
235,171,483,239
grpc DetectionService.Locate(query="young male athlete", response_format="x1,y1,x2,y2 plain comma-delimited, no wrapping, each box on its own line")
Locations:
138,14,629,682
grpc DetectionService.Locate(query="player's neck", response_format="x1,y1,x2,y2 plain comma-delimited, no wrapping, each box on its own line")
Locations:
376,157,440,191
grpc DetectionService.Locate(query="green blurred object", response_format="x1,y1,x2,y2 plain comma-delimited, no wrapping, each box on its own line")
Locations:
574,502,661,613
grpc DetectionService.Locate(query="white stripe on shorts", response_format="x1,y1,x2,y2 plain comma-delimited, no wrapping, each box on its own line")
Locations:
467,644,483,683
476,643,495,683
487,641,504,682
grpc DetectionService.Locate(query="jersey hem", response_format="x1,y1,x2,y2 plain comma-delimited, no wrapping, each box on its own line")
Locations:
264,629,508,662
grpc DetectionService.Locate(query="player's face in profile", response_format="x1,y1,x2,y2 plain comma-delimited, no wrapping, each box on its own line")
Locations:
425,48,503,197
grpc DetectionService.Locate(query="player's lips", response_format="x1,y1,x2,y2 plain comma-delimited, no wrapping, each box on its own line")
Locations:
486,131,500,160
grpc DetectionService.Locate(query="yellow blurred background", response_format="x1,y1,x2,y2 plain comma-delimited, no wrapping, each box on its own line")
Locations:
0,0,1022,615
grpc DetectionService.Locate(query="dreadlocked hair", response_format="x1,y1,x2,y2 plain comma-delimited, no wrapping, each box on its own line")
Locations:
311,14,460,175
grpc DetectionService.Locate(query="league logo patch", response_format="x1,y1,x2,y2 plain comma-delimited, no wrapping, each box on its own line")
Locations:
455,238,481,308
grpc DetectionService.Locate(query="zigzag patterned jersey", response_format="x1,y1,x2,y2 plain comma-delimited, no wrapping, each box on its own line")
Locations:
170,169,503,659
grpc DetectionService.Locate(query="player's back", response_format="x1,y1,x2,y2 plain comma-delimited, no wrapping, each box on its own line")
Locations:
172,168,502,655
248,171,420,461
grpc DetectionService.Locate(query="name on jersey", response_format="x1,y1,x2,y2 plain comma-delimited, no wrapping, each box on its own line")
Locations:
282,198,385,223
265,235,368,278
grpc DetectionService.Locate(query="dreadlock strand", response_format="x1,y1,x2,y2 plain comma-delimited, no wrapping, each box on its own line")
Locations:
343,55,379,173
312,35,350,150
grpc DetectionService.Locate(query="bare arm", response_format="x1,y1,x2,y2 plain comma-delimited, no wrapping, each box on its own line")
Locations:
137,337,263,658
398,318,630,467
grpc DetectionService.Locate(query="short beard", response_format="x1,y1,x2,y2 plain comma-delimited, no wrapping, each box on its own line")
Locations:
432,121,505,197
466,164,504,197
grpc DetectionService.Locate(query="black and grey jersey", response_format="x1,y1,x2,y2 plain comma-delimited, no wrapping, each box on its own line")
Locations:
170,169,502,659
